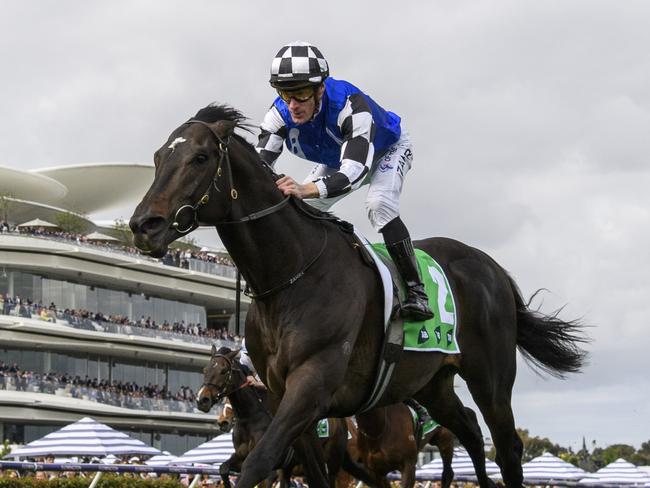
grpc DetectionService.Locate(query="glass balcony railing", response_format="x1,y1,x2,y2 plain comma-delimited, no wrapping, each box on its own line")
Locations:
0,375,220,415
1,306,240,349
1,232,238,280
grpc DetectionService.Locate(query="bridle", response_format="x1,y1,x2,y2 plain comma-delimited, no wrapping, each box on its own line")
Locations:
201,354,251,404
169,119,291,235
201,354,274,421
167,118,329,299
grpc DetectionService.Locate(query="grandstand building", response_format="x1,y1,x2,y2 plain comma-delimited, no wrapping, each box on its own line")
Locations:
0,163,249,455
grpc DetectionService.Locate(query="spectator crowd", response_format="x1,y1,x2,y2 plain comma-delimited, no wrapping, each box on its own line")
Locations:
0,293,240,344
1,222,235,272
0,360,200,412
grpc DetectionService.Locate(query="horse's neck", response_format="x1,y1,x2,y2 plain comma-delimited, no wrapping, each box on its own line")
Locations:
215,147,324,293
228,381,263,420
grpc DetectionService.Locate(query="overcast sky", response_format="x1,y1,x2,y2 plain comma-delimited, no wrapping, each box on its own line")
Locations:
2,1,649,451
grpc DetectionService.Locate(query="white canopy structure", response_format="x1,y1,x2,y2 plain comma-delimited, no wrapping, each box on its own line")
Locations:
16,218,59,228
85,231,119,241
579,458,650,486
172,432,234,466
522,452,586,484
415,447,501,481
4,417,161,458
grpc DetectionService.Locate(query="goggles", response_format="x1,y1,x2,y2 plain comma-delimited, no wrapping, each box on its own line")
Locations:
276,86,316,104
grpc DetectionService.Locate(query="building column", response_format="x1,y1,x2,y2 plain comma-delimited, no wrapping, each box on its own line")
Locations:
7,271,14,297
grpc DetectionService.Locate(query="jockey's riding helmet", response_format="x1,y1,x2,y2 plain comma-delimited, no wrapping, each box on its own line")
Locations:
269,41,329,90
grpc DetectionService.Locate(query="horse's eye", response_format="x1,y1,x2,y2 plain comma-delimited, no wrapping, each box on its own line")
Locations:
221,368,228,374
193,154,208,164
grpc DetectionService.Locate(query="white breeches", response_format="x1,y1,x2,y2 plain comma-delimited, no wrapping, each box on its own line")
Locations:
302,130,413,231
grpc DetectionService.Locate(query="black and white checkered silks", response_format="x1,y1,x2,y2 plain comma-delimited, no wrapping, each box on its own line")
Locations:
310,94,375,197
270,42,329,84
257,93,375,198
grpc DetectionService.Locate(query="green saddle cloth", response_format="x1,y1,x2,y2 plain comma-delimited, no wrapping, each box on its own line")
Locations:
317,419,329,438
370,244,460,353
407,405,441,437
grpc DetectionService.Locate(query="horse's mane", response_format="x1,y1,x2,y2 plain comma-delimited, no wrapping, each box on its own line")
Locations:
194,104,248,127
193,103,256,150
193,104,344,224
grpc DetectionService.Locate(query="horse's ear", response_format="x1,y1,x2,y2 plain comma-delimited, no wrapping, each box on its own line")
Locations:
228,348,241,361
211,344,217,357
214,120,237,140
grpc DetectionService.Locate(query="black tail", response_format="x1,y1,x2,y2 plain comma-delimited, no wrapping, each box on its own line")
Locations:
508,275,589,378
341,450,378,488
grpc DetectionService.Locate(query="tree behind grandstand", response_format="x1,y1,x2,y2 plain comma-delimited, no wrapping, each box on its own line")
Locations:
0,192,14,223
113,218,134,246
55,211,90,234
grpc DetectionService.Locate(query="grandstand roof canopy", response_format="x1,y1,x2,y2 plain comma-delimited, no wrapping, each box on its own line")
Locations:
0,163,154,219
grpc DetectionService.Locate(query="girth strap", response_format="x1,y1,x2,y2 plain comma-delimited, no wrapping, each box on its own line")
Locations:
355,232,406,413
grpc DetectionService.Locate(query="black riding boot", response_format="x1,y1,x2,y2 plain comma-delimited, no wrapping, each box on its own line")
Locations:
386,238,434,321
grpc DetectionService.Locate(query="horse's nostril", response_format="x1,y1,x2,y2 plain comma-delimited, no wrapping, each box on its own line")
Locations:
131,215,167,235
141,217,166,234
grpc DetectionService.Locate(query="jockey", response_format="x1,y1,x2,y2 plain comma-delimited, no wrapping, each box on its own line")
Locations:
256,41,433,321
239,339,265,388
239,339,255,374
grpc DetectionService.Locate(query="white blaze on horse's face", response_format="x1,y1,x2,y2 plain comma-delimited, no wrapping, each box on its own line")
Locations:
168,137,187,152
197,385,210,401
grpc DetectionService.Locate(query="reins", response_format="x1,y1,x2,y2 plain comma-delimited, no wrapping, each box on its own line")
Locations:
244,224,328,299
202,354,250,402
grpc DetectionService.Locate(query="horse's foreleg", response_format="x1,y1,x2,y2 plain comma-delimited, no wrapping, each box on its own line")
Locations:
219,458,233,488
235,374,330,488
401,461,417,488
431,429,455,488
340,449,379,488
293,429,331,488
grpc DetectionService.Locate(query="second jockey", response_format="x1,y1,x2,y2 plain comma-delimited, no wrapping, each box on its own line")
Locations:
256,41,433,321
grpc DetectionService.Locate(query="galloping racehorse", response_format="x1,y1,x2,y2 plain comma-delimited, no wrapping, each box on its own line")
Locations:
217,400,234,432
345,404,455,488
130,105,588,488
197,347,374,488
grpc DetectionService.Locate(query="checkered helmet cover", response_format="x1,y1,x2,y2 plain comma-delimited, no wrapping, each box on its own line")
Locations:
269,41,329,87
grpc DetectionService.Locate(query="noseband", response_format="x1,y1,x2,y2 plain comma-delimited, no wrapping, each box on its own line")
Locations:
170,119,290,235
201,354,250,403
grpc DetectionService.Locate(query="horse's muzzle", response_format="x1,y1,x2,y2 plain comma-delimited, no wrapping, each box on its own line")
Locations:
197,395,213,413
218,421,232,433
129,213,170,258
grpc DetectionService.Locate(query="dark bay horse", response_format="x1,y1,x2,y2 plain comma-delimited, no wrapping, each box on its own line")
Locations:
130,104,588,488
197,347,373,488
344,405,455,488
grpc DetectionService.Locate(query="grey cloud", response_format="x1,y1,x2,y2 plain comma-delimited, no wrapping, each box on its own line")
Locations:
3,0,649,450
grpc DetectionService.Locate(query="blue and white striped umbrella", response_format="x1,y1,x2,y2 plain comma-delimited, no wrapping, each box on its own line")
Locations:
146,451,178,466
415,447,501,481
522,452,585,483
579,458,650,486
4,417,161,458
172,432,234,466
